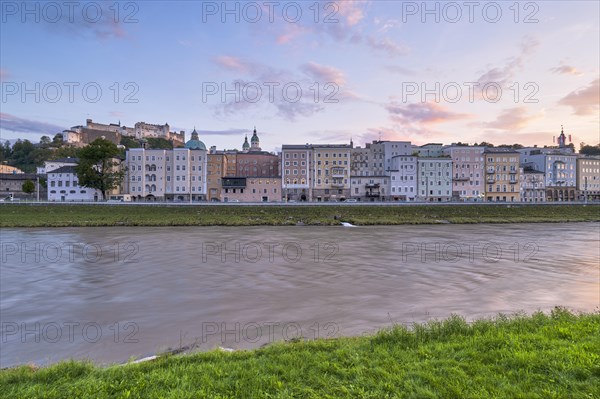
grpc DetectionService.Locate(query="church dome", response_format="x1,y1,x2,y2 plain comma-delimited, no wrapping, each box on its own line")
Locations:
185,128,206,150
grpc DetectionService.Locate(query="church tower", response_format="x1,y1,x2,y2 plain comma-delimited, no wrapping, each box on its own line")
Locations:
250,127,261,151
557,125,566,148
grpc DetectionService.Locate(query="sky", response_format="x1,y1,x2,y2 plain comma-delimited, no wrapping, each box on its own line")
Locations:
1,0,599,152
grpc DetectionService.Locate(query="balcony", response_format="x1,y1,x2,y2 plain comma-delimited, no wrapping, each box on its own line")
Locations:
509,170,517,174
331,169,345,178
509,180,518,184
365,183,380,189
454,176,469,182
366,191,381,198
486,177,495,184
331,183,345,188
486,167,495,174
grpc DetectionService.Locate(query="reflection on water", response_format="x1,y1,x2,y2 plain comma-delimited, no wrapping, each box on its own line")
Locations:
1,223,598,367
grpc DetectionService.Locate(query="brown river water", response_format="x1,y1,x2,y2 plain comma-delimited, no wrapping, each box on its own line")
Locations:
1,223,598,367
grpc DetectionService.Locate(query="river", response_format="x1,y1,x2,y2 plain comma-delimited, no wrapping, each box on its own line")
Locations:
1,223,598,367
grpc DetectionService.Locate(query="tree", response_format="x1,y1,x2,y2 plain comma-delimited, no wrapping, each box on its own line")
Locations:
40,136,52,147
76,138,126,200
580,144,600,155
10,139,49,172
120,136,141,149
146,137,173,150
52,133,64,147
2,140,11,159
22,180,35,195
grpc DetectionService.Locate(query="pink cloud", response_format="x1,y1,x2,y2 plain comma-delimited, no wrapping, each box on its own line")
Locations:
475,35,540,88
550,64,583,76
386,102,472,125
558,79,600,116
479,107,544,131
366,36,409,57
301,62,346,85
337,0,367,26
214,56,253,74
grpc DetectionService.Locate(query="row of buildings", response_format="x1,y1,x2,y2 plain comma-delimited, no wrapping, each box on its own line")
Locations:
33,126,600,203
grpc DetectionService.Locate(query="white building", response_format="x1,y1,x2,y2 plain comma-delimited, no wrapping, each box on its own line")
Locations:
382,141,412,173
520,168,546,202
47,165,102,202
577,156,600,201
125,129,207,201
388,155,418,201
517,147,577,201
38,158,79,174
417,157,453,202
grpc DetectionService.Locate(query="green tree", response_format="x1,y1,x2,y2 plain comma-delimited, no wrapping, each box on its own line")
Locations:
10,139,42,172
120,136,141,149
40,136,52,147
146,137,173,150
76,138,126,200
22,180,35,195
52,133,64,147
51,146,80,159
580,144,600,155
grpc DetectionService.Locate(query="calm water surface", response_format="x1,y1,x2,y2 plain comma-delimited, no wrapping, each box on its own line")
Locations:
1,223,598,367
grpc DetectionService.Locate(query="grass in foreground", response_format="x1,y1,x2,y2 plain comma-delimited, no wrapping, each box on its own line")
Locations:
1,308,599,398
0,204,599,227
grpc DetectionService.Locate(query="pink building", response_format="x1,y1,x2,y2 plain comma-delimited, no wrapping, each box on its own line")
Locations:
221,177,282,202
443,146,485,201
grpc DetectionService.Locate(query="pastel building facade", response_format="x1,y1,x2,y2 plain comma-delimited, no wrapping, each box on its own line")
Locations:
520,168,546,202
221,177,282,202
388,155,418,201
577,156,600,201
312,144,352,201
443,146,485,201
125,130,207,201
518,148,577,202
417,158,453,202
281,144,313,201
484,149,521,202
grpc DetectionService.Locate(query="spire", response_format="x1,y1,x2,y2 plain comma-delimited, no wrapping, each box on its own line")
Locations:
558,125,566,148
250,127,260,151
242,135,250,151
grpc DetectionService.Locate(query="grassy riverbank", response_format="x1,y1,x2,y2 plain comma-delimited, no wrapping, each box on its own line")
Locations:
0,203,599,227
1,309,598,398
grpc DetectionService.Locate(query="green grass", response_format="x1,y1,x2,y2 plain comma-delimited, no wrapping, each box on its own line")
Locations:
1,204,599,227
2,309,598,398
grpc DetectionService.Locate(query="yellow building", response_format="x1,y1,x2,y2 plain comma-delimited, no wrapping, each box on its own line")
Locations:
0,165,24,174
484,149,521,202
312,144,352,202
207,153,224,202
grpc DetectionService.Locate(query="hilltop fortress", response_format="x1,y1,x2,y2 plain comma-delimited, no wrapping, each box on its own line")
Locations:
62,119,186,147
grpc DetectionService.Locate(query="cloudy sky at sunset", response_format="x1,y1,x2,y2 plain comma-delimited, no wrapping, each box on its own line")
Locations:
1,0,599,151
